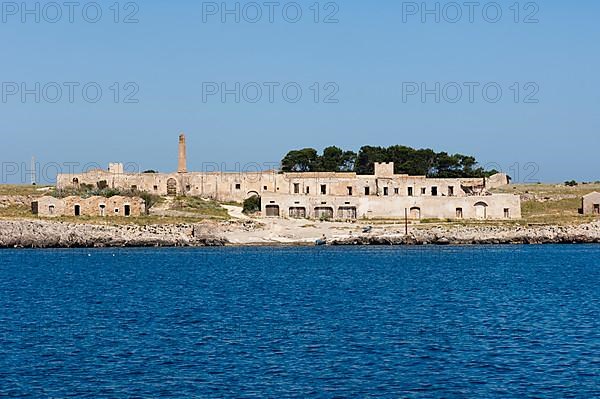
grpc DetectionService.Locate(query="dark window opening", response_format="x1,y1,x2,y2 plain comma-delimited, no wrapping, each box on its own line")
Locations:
456,208,463,219
383,187,389,196
365,187,370,196
448,186,454,196
235,183,241,190
74,205,81,217
265,205,280,217
153,185,158,191
124,205,131,217
594,204,600,214
394,188,399,195
306,187,310,194
320,185,327,195
408,187,413,196
504,208,510,218
263,186,268,190
347,186,353,196
432,187,438,196
421,187,426,195
294,183,300,194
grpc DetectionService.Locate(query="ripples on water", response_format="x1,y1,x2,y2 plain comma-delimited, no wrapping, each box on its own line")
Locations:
1,245,599,398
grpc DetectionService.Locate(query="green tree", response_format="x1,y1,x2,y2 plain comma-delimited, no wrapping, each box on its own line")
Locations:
318,146,357,172
281,148,319,172
243,195,261,214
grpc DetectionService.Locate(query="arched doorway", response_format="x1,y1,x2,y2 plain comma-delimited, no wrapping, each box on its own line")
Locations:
167,178,177,196
410,207,421,219
246,191,260,199
338,206,357,220
474,202,488,219
289,207,307,219
314,207,334,220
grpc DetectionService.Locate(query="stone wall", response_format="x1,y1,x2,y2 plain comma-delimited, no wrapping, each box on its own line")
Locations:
32,196,145,218
582,192,600,215
261,193,521,220
57,162,511,205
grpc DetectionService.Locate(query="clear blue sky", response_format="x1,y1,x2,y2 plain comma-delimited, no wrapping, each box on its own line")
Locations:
0,0,598,184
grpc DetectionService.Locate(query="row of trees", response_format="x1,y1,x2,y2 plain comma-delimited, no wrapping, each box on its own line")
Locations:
281,145,497,178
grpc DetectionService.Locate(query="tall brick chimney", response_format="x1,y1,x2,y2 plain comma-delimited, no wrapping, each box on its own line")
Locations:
178,133,187,173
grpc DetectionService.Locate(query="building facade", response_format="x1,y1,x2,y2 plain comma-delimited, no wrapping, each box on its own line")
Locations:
32,196,145,218
56,134,521,220
582,192,600,215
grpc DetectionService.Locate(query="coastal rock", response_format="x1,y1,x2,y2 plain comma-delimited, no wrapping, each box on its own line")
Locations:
330,222,600,246
0,220,228,248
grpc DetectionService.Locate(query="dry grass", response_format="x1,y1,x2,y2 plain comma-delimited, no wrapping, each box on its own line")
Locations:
493,183,600,225
170,196,229,219
0,185,53,196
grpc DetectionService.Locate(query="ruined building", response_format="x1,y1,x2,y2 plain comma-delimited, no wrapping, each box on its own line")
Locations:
56,133,521,220
32,196,146,218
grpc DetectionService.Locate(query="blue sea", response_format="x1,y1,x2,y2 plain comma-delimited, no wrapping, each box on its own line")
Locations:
1,246,599,398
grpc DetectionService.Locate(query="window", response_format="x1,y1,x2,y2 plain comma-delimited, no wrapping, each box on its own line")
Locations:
153,185,158,191
306,187,310,194
448,186,454,196
131,185,137,191
431,187,438,196
263,186,268,190
235,183,241,190
365,187,370,196
294,183,300,194
456,208,463,219
186,185,191,191
320,184,327,195
421,187,426,195
49,205,55,215
347,186,353,196
394,188,399,195
504,208,510,218
408,187,413,197
383,187,389,196
114,208,120,214
594,204,600,214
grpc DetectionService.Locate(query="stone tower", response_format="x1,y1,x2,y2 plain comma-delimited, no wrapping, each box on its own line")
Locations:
178,133,187,173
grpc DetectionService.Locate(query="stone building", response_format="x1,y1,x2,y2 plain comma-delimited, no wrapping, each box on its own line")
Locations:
56,133,521,220
32,196,145,218
581,192,600,215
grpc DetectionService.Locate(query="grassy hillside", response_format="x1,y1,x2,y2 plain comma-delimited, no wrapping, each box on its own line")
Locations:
492,183,600,224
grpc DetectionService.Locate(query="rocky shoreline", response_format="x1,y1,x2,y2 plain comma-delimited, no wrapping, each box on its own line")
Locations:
0,220,227,248
1,219,600,248
331,222,600,246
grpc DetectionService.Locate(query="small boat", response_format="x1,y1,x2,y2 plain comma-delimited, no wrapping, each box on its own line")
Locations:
315,238,327,246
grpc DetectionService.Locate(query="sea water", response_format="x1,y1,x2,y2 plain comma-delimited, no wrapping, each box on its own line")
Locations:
1,246,599,398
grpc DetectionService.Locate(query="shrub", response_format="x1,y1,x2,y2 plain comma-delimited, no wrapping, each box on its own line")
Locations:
243,196,261,214
564,180,578,187
140,192,163,214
